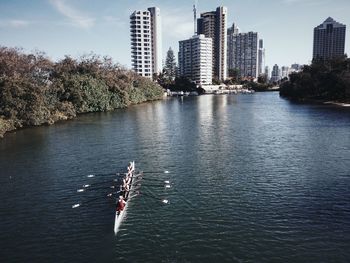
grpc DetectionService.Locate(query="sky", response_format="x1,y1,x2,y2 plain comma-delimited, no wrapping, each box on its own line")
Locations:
0,0,350,71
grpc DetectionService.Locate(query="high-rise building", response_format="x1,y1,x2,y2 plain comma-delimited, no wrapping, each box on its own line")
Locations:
258,39,265,76
264,66,270,80
270,64,281,83
227,23,259,79
227,23,239,74
313,17,346,61
130,7,162,79
197,6,227,81
281,66,290,79
178,34,212,85
148,7,162,74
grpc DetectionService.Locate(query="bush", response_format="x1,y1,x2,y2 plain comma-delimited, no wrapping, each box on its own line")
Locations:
0,46,164,137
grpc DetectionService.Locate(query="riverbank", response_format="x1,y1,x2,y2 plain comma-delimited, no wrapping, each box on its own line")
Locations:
280,96,350,108
324,101,350,107
0,47,164,138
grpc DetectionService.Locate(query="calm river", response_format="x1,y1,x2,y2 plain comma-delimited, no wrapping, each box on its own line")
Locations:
1,92,349,262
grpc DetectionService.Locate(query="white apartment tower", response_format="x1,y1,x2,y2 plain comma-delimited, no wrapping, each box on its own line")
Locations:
178,35,213,85
130,7,162,79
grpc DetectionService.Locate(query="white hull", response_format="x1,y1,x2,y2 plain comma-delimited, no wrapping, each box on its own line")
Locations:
114,202,129,234
114,161,135,234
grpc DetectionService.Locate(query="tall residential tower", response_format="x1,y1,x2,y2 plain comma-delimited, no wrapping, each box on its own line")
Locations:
197,6,227,81
130,7,162,79
227,22,260,80
178,34,213,85
313,17,346,61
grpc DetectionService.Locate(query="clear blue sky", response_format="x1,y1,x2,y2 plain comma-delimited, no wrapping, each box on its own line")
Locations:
1,0,349,70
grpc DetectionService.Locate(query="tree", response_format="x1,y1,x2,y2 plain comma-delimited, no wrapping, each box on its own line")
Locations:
164,47,177,81
280,55,350,102
0,46,164,137
257,74,267,84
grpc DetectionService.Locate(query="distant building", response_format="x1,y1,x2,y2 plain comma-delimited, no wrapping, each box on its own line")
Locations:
270,64,281,83
197,6,227,81
227,23,239,73
313,17,346,61
258,39,265,76
264,66,270,80
281,66,290,79
227,23,259,80
130,7,162,79
178,34,213,85
290,63,303,73
291,63,302,71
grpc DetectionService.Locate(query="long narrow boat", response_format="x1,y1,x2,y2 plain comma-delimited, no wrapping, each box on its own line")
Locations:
114,161,136,234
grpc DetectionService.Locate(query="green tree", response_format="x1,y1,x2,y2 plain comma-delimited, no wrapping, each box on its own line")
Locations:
0,46,164,138
164,47,177,81
280,55,350,102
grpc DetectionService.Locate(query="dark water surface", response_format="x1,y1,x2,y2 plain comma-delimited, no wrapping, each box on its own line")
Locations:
1,93,350,262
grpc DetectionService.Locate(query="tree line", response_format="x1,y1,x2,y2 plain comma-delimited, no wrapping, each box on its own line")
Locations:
280,56,350,102
0,47,164,137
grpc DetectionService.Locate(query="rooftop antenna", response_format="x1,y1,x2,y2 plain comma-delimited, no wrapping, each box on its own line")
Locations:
193,0,198,35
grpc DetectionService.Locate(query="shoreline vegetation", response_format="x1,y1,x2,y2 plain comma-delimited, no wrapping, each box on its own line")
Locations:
0,47,164,138
279,56,350,105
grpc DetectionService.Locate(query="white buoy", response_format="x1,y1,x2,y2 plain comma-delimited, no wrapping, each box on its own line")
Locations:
77,189,85,193
72,204,80,208
162,200,169,204
164,171,169,174
164,180,170,184
165,185,171,188
87,174,95,178
83,184,90,188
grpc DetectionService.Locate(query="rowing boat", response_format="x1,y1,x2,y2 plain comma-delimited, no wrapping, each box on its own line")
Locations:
114,161,136,234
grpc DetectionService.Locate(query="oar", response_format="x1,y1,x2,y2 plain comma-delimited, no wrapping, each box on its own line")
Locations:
141,170,170,174
77,184,119,193
72,192,114,208
134,176,170,184
138,191,169,204
140,183,171,189
86,172,127,178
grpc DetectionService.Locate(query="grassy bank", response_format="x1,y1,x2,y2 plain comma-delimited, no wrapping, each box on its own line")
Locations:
0,47,164,138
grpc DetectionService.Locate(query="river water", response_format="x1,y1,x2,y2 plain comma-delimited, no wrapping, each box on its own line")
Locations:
0,92,349,262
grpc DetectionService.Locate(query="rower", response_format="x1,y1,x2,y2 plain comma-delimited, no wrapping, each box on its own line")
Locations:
123,182,130,199
127,162,134,174
116,195,126,215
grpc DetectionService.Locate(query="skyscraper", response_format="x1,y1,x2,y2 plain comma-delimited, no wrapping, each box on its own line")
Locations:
270,64,281,83
227,23,239,73
227,23,259,80
130,7,162,79
197,6,227,81
313,17,346,61
264,66,270,80
178,35,212,85
258,39,265,76
281,66,290,79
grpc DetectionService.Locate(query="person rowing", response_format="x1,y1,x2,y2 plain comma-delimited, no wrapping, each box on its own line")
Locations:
120,175,131,198
116,195,126,215
127,162,134,174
